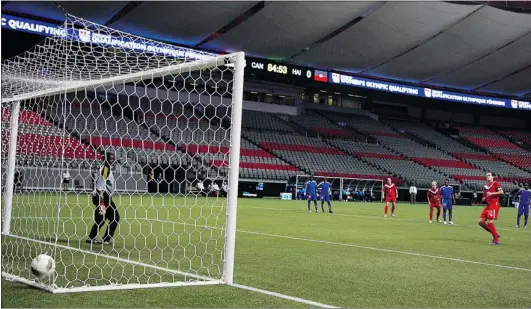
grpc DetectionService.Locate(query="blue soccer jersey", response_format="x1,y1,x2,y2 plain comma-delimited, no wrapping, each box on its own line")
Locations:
518,189,531,206
319,181,331,201
441,186,454,200
440,185,454,209
306,181,317,201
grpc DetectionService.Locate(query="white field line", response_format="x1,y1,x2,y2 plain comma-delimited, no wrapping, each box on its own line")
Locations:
11,216,531,272
236,229,531,272
230,283,339,308
243,205,530,234
12,198,528,234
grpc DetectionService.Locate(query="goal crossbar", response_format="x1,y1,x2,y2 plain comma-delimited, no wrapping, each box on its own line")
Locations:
2,55,230,104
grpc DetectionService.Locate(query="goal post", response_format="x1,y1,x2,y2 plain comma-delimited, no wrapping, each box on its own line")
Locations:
1,14,245,293
291,175,384,202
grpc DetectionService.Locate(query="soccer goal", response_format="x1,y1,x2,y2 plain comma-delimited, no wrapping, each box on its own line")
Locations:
292,175,383,201
1,14,245,293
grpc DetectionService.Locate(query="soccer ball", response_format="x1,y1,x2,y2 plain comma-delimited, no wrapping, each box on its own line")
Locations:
30,254,55,279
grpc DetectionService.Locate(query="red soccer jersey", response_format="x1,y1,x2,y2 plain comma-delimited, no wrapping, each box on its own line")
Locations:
384,183,397,199
427,188,441,206
483,181,501,207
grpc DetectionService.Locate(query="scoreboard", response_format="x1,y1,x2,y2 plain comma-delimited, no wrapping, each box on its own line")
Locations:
245,57,329,83
243,57,531,111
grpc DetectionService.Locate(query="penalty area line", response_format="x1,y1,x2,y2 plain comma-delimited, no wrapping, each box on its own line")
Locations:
230,283,340,308
238,230,531,273
13,217,530,272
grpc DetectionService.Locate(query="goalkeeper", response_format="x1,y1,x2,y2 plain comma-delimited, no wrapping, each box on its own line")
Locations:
87,153,120,245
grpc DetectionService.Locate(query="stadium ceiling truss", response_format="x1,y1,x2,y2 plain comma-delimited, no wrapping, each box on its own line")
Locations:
3,1,531,99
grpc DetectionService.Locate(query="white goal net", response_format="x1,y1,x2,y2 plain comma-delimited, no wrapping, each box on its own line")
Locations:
1,14,245,293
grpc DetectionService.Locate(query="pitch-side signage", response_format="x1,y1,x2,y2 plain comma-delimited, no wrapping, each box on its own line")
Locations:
1,14,212,61
329,72,530,111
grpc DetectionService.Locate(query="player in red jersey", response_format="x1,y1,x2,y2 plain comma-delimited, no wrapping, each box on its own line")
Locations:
383,178,398,217
479,172,503,245
427,181,442,223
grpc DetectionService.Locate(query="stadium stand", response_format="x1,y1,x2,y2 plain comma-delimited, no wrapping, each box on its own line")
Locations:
290,111,350,138
242,110,294,132
457,125,531,173
120,97,302,181
1,108,101,168
2,107,145,192
243,129,399,183
499,129,531,145
49,101,180,171
328,139,449,187
5,98,528,192
383,119,530,190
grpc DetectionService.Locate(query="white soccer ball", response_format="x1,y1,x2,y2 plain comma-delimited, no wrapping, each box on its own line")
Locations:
30,254,55,279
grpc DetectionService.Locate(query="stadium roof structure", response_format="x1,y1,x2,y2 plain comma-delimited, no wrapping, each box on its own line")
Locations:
3,1,531,99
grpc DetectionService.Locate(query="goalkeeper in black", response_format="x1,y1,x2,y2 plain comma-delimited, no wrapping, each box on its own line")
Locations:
86,153,120,245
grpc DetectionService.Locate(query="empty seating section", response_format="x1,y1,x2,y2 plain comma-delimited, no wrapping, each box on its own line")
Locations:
243,130,392,182
290,111,350,137
126,99,301,180
385,120,477,154
326,112,399,137
1,108,101,169
385,120,528,189
184,138,302,181
458,126,531,170
50,101,183,168
501,130,531,144
5,101,529,187
329,139,443,187
242,110,293,132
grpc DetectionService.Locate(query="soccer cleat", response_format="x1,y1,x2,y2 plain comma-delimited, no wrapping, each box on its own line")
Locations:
308,210,312,213
429,220,432,224
489,240,500,245
449,221,454,225
329,211,333,214
524,225,527,229
391,214,396,217
515,225,520,228
443,221,447,225
437,220,442,223
86,239,102,245
384,214,387,218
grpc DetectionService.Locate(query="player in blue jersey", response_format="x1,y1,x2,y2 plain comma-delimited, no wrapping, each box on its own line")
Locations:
318,178,333,213
440,180,456,225
515,183,530,228
306,176,318,212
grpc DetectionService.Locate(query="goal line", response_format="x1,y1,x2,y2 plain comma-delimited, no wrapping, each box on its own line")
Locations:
2,233,218,291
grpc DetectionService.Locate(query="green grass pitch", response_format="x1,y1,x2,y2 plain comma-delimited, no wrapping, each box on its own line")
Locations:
2,194,531,308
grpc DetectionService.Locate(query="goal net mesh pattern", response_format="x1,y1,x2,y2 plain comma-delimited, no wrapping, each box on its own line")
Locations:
1,14,244,293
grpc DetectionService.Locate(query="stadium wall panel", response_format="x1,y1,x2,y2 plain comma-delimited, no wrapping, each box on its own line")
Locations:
13,167,147,193
479,115,526,129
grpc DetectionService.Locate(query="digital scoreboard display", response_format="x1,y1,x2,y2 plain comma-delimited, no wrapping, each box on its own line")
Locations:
246,57,328,83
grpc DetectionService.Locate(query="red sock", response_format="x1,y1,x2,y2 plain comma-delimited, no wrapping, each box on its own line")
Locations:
384,205,389,215
429,208,433,220
487,223,499,241
391,205,395,215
